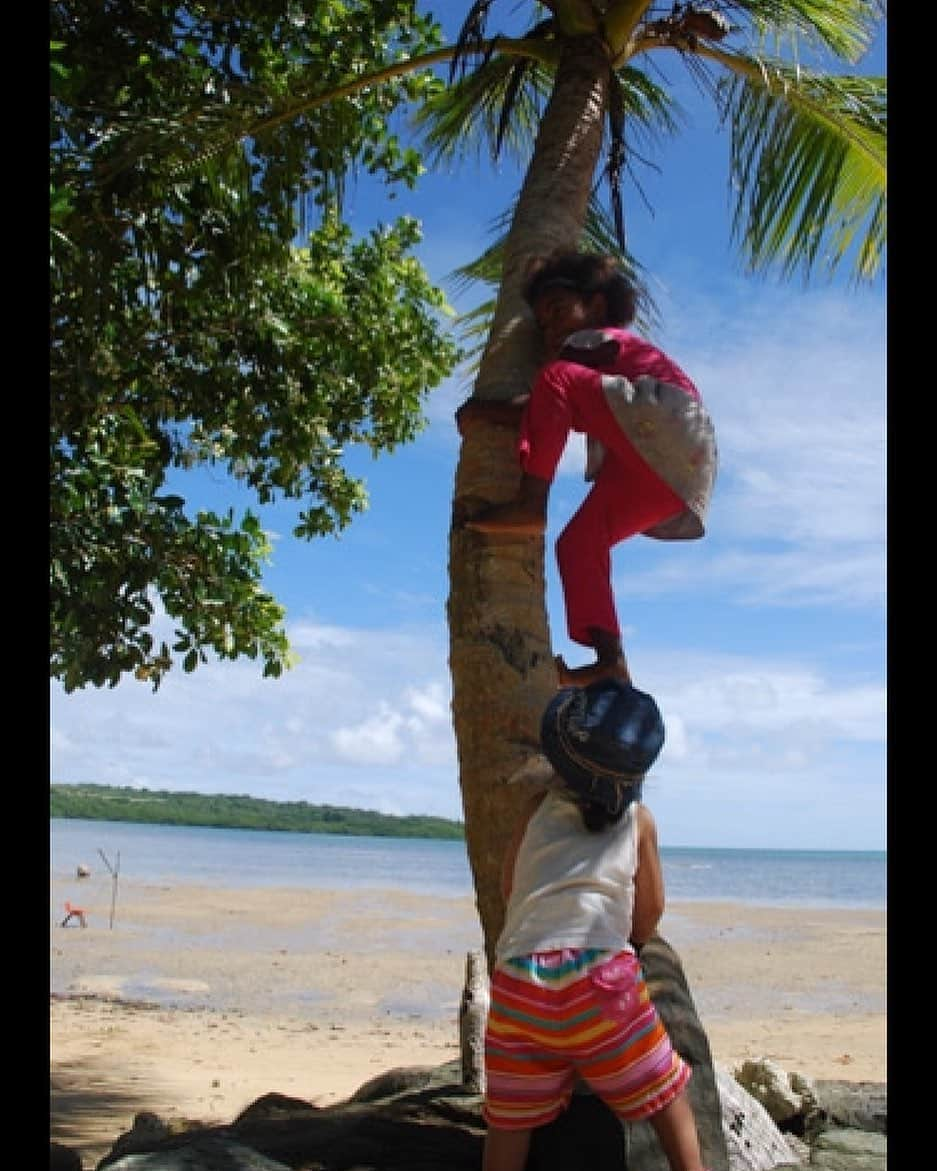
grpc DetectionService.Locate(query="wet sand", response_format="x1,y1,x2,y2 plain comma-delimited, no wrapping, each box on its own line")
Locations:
50,880,885,1167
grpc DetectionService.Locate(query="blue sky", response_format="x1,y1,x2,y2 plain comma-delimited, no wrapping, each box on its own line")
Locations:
50,10,886,851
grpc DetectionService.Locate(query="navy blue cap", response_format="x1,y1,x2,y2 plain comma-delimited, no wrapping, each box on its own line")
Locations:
540,679,665,814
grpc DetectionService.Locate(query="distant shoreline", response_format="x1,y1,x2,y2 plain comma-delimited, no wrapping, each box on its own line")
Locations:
50,782,465,840
50,786,885,855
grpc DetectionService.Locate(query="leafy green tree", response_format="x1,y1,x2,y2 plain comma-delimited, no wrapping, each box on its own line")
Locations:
50,783,465,838
50,1,460,692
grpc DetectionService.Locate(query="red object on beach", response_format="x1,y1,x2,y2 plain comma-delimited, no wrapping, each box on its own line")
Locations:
60,901,87,928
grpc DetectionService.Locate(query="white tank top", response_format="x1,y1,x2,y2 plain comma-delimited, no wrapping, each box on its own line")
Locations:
495,789,639,964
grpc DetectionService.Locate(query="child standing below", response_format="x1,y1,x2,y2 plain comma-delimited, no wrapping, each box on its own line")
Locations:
482,677,709,1171
461,251,717,688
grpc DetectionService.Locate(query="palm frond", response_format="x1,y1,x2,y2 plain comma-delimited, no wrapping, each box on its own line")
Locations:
447,206,520,374
449,213,511,298
606,69,627,250
590,64,684,249
414,51,554,167
607,64,684,145
451,297,502,385
450,0,500,82
724,0,880,64
495,56,535,160
597,60,686,252
723,63,885,282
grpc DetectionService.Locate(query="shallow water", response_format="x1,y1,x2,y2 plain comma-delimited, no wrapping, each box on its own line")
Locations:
51,819,886,909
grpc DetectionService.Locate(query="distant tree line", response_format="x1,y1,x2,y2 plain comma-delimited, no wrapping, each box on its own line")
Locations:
50,783,464,840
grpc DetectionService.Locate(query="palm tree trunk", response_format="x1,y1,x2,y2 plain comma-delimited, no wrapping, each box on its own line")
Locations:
448,35,610,966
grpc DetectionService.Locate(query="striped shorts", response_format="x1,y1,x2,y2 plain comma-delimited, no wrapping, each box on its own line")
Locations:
483,947,691,1131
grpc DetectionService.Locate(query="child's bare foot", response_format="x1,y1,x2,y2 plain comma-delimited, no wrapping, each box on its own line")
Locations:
465,499,546,536
554,654,631,687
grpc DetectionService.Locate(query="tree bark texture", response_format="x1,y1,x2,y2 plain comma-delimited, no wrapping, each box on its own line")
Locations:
473,35,612,404
447,35,610,967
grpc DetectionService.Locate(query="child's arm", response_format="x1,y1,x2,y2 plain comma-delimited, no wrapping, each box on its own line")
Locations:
631,803,666,947
501,791,546,903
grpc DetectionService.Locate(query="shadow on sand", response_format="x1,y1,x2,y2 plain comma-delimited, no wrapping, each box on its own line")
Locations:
51,1058,172,1168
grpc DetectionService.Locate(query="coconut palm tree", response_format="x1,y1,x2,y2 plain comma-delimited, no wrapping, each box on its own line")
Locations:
422,0,885,964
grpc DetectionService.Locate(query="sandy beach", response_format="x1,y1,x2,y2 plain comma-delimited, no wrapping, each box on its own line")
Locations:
50,879,886,1168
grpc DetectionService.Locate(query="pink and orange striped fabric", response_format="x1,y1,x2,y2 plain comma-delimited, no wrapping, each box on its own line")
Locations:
483,948,691,1131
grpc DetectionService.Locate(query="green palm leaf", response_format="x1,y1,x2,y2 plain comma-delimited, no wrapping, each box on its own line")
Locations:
728,0,879,62
416,49,680,178
723,63,885,281
414,49,554,167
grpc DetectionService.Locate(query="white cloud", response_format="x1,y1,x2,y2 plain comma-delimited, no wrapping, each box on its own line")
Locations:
51,617,884,847
51,614,460,814
662,283,885,548
658,659,885,744
406,680,448,723
328,683,453,769
612,544,885,609
634,649,886,847
332,703,407,765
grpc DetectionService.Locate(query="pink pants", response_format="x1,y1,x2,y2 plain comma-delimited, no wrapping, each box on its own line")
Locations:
518,359,685,648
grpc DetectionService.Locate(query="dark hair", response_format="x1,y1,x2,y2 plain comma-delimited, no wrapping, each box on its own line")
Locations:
575,780,642,833
522,251,637,327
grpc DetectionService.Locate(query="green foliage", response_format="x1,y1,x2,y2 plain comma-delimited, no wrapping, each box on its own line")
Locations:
417,2,885,286
724,67,886,283
50,783,465,840
50,1,461,693
49,412,291,691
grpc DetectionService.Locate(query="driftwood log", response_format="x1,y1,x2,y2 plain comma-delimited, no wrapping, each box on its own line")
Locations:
66,1052,885,1170
459,949,490,1094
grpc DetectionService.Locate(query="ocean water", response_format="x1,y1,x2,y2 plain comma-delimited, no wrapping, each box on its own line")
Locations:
50,818,885,910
